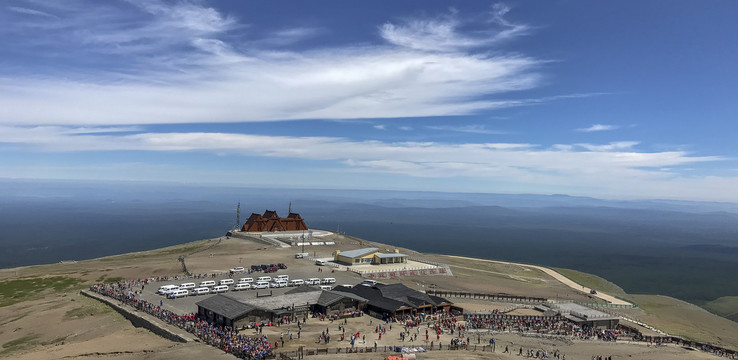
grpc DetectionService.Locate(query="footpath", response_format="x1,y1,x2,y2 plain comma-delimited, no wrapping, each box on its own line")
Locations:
446,255,633,306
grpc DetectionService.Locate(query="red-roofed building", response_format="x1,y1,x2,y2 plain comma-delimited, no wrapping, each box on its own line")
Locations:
241,210,308,232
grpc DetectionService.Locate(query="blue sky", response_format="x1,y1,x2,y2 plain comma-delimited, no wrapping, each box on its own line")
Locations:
1,1,737,201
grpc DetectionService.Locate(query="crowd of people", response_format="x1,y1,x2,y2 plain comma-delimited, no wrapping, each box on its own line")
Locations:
90,282,273,359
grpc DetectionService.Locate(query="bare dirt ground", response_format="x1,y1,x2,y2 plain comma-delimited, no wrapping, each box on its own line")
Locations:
0,233,735,359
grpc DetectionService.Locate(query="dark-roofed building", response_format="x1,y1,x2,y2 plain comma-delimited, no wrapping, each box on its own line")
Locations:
196,294,272,328
241,210,308,232
196,287,366,326
333,283,452,319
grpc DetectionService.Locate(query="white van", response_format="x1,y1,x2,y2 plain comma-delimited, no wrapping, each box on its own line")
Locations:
359,280,377,287
253,281,269,289
306,278,321,285
179,282,196,290
230,266,245,273
315,260,326,266
219,279,235,286
270,280,288,288
321,278,336,284
192,287,210,295
239,277,254,283
320,285,332,291
199,280,216,287
158,285,179,294
289,279,304,286
257,276,271,283
233,283,251,291
276,274,289,281
168,289,189,298
212,285,229,293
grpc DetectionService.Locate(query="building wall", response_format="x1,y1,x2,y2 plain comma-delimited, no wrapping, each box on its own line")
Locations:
335,252,379,265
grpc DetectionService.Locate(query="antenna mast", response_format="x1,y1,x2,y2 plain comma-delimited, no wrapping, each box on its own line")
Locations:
236,201,241,230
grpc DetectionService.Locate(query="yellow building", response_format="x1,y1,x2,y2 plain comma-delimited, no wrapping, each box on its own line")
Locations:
333,247,408,266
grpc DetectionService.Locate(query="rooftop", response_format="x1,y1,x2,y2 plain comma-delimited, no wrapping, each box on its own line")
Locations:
551,303,619,320
196,294,261,319
338,247,379,259
375,253,408,258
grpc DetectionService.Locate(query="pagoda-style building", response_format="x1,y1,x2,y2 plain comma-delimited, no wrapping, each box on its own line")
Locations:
241,210,308,232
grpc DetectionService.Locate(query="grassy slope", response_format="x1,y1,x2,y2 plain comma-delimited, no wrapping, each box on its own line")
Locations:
627,294,738,349
702,296,738,322
553,267,627,296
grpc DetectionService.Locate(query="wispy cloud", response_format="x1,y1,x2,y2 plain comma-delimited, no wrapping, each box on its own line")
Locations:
7,6,58,18
379,3,528,52
373,124,386,130
575,141,638,152
576,124,619,132
1,1,543,126
427,125,507,135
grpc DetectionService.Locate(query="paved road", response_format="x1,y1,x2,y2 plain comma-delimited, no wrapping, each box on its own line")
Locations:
446,255,632,306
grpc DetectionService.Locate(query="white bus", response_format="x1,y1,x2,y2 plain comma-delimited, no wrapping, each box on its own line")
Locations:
179,282,196,289
289,279,304,286
192,287,210,295
321,278,336,284
212,285,229,293
239,277,254,283
157,285,179,295
167,290,189,298
257,276,271,282
306,278,321,285
253,281,269,289
219,279,235,286
233,283,251,291
199,280,216,287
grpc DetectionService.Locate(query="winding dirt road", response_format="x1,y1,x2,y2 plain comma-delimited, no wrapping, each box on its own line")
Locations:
446,255,632,306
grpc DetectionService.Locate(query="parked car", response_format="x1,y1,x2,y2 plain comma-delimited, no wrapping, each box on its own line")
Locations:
251,265,262,272
315,260,326,266
277,263,288,269
230,266,245,273
264,266,279,273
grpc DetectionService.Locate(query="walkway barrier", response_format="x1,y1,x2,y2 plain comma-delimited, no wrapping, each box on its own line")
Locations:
426,289,547,304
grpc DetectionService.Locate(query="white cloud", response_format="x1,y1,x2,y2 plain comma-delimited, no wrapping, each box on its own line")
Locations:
576,124,619,132
0,1,548,126
1,126,729,199
427,124,507,135
373,124,386,130
379,4,528,52
7,6,58,18
576,141,638,152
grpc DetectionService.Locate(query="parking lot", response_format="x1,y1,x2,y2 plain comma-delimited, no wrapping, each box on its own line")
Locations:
139,261,363,315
